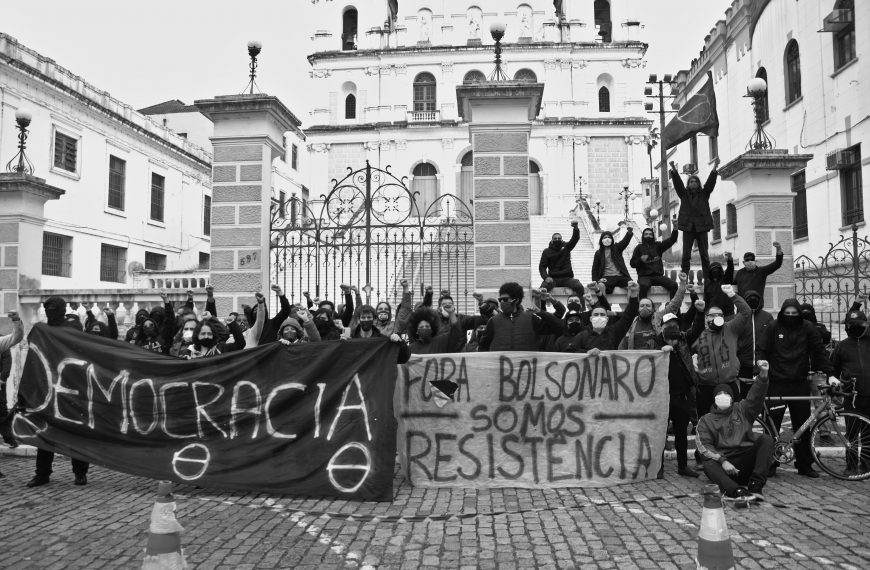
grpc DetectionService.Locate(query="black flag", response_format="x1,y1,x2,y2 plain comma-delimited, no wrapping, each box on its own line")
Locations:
662,72,719,150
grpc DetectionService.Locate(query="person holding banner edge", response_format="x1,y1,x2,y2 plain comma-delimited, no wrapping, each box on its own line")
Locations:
0,311,24,478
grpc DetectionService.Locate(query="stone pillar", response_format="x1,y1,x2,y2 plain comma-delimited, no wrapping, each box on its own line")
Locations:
719,149,812,308
0,173,65,331
195,95,302,315
456,82,544,298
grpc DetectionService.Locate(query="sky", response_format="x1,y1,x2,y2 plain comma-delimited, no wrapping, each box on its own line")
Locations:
2,0,733,126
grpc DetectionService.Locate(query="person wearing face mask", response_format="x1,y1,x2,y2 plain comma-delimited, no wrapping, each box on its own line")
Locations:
171,317,199,357
831,308,870,473
407,307,465,354
703,254,735,318
696,360,774,501
430,293,485,349
735,290,774,399
660,306,705,478
591,226,635,294
620,272,689,350
758,299,833,478
539,221,585,300
571,282,641,354
669,158,719,277
182,315,247,359
478,282,564,352
82,304,119,340
799,303,832,346
630,227,680,300
554,310,585,352
733,244,783,299
125,308,151,343
350,305,381,339
691,284,751,424
312,306,343,341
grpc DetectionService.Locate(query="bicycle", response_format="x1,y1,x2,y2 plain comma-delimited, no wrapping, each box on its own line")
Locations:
754,381,870,480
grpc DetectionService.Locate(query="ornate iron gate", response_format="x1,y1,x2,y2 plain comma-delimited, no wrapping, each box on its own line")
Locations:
270,161,475,313
794,225,870,344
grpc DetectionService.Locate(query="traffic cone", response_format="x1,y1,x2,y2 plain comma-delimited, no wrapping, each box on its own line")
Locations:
142,480,187,570
696,483,735,570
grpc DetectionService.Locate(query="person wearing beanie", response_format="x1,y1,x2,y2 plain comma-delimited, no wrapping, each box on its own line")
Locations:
758,298,833,478
619,272,689,350
591,226,634,294
407,307,465,354
733,244,784,298
669,158,719,277
696,360,774,501
831,306,870,464
735,290,774,399
703,253,735,318
630,227,680,299
539,220,585,299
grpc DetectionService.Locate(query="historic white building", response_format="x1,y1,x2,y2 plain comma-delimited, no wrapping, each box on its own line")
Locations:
664,0,867,264
304,0,654,283
0,33,214,292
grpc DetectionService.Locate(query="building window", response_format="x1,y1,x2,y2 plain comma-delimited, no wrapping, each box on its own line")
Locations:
150,173,165,222
514,69,537,83
689,135,699,166
726,203,737,236
345,94,356,119
594,0,612,43
198,252,210,270
755,68,769,123
463,70,486,84
53,131,77,173
145,251,167,271
840,144,864,226
411,162,438,214
459,151,473,206
413,73,436,112
100,243,127,283
708,135,719,161
203,195,212,236
42,232,72,277
342,7,358,51
291,144,298,170
278,190,287,218
529,161,543,215
712,209,722,241
784,40,802,104
598,87,610,112
792,170,808,239
833,0,856,70
108,155,126,210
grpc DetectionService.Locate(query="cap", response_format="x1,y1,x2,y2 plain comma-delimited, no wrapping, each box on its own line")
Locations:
661,312,679,324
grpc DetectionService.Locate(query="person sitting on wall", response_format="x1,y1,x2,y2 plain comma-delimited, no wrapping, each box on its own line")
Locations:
630,227,680,300
733,244,783,298
670,159,719,279
539,220,585,301
591,225,635,294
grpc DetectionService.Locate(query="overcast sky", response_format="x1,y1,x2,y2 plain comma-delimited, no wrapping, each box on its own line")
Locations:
4,0,733,125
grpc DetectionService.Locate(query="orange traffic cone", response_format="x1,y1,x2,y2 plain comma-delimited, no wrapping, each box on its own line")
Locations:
696,483,735,570
142,480,187,570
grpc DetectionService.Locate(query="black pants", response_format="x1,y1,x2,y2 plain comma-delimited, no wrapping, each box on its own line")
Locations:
703,435,774,493
670,393,693,469
599,275,630,294
681,230,710,278
638,275,678,300
0,382,15,444
541,277,585,299
767,381,813,470
35,449,89,479
697,381,741,419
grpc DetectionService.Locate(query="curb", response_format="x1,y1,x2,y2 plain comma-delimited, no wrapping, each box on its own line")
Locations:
0,444,37,457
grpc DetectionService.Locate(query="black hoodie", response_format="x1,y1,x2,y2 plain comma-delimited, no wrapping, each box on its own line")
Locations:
737,290,773,379
591,228,633,282
758,298,832,384
800,303,832,345
539,224,580,280
703,259,734,316
630,228,679,278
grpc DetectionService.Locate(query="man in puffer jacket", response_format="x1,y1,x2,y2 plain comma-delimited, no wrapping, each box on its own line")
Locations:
591,226,634,294
697,360,773,501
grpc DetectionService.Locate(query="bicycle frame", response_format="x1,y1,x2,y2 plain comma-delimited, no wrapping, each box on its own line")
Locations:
761,395,831,443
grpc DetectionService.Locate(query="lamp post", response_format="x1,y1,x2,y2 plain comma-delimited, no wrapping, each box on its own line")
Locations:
745,77,774,150
594,200,603,225
489,22,509,81
619,184,636,223
644,74,677,232
5,109,34,175
245,40,262,95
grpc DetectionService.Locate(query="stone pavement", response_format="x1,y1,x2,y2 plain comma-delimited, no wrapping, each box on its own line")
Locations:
0,450,868,569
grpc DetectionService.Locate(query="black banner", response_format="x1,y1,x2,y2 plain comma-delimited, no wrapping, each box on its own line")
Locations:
14,324,399,501
662,71,719,150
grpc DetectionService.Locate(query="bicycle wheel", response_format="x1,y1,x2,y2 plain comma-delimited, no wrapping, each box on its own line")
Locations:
811,411,870,481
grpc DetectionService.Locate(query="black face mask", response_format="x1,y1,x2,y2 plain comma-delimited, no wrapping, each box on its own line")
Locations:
707,316,725,332
846,324,868,338
567,321,582,334
480,303,496,318
360,320,374,331
662,328,682,341
746,297,761,311
781,314,803,327
198,337,217,348
551,240,563,249
567,302,583,312
643,236,655,245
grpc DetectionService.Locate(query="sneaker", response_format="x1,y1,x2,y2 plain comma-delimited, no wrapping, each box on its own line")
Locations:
26,476,50,488
74,475,87,486
748,480,765,501
723,486,756,502
798,466,820,478
694,450,703,464
4,438,18,449
678,466,700,478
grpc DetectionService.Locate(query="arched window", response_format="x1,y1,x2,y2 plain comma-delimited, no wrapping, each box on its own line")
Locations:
463,70,486,84
459,151,473,205
412,162,439,213
413,72,437,112
756,68,769,123
598,87,610,112
514,68,537,83
342,8,358,51
784,40,802,104
833,0,856,70
345,94,356,119
529,161,543,215
594,0,612,43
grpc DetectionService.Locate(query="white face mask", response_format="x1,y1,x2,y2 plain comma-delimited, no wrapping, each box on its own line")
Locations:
715,394,733,409
182,329,194,342
591,316,608,330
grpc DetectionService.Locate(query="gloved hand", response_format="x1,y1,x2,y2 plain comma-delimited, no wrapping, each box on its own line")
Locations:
828,376,842,387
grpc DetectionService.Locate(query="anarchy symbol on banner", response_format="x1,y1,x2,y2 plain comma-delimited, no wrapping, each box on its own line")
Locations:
171,443,211,481
326,442,372,493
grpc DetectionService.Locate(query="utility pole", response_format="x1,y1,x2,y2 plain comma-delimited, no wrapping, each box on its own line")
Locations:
645,75,677,232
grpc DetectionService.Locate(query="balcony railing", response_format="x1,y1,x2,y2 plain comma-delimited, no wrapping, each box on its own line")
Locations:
131,269,211,290
407,110,440,123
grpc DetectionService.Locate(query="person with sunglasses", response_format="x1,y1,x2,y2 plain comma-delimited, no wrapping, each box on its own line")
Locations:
477,282,563,352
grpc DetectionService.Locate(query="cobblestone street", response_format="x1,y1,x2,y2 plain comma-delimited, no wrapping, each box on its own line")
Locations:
1,450,868,569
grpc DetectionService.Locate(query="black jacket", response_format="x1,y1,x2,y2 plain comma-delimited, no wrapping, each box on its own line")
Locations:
257,294,292,345
758,299,833,384
704,259,734,315
667,310,705,395
671,166,717,232
591,229,633,282
479,308,563,352
630,230,679,278
539,225,580,280
569,297,640,352
831,336,870,395
736,291,774,379
733,251,784,297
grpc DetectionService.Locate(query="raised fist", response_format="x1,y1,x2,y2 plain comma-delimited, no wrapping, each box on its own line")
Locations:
339,283,350,293
773,241,782,251
302,291,310,297
440,289,450,298
296,308,311,323
627,281,640,296
255,292,265,302
159,291,169,301
104,307,114,316
472,292,483,301
206,285,214,295
350,285,359,293
425,285,433,294
226,313,236,324
678,272,688,283
669,160,677,169
723,251,732,259
757,360,769,371
202,311,212,320
858,292,869,303
661,345,674,353
400,279,409,288
186,289,194,297
694,299,706,312
720,284,735,297
7,311,20,322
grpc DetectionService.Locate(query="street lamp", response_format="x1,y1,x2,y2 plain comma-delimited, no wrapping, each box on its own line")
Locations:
5,108,34,175
489,22,509,81
619,184,637,223
645,74,678,232
746,77,774,150
594,200,603,225
244,40,262,95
